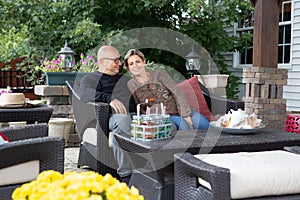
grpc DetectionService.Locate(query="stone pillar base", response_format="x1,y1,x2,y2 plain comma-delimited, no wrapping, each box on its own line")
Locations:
49,118,73,146
34,85,79,146
196,74,229,97
242,67,287,130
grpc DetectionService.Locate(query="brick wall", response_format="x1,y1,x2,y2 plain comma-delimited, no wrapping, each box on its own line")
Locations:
242,67,287,130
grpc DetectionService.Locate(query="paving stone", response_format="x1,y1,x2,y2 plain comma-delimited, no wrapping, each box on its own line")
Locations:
64,147,90,172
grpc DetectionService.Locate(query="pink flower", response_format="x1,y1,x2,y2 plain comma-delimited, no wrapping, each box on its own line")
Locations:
52,60,60,65
36,57,63,72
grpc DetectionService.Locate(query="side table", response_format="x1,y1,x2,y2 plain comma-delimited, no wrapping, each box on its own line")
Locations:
0,104,53,124
286,114,300,134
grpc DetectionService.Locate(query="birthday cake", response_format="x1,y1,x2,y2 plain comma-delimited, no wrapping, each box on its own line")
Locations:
131,114,172,141
0,93,25,107
214,109,263,129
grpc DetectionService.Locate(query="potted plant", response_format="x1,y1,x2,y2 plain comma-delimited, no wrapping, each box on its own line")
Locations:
35,56,78,85
71,52,98,81
12,170,144,200
76,52,98,72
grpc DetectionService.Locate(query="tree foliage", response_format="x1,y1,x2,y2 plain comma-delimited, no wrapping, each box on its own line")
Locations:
0,0,253,97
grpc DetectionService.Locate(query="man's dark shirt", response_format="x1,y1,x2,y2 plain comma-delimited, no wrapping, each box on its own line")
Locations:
78,71,136,113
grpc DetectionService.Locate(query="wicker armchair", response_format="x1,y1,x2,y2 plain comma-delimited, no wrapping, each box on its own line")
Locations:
174,152,300,200
0,124,64,200
65,80,118,178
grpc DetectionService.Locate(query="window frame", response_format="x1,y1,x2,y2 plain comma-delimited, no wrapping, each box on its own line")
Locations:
233,0,293,70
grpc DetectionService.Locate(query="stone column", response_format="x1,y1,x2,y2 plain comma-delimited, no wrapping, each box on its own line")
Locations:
242,67,287,130
244,0,285,130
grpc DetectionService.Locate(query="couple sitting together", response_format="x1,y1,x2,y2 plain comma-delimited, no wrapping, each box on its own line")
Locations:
78,45,209,183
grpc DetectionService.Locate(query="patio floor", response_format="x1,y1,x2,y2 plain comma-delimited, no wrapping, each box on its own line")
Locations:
64,147,90,172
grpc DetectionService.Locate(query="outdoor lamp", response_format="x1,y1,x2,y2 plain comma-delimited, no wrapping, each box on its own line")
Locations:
185,47,200,77
58,40,75,71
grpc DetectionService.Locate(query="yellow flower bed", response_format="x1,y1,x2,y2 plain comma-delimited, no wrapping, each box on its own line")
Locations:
12,170,144,200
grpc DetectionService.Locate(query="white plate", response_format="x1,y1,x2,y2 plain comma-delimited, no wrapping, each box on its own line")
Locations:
209,121,266,135
0,104,25,108
26,100,42,106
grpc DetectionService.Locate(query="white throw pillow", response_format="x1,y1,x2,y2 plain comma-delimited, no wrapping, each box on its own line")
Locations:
0,160,39,186
82,128,97,146
82,128,113,147
195,150,300,199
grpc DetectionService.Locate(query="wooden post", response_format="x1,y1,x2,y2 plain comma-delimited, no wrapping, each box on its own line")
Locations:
252,0,280,68
243,0,287,130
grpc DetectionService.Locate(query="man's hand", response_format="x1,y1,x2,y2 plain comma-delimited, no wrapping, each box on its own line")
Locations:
110,99,127,114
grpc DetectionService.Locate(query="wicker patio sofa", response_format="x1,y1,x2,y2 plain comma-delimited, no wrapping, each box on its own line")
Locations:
174,151,300,200
175,75,244,122
0,124,64,200
199,81,244,114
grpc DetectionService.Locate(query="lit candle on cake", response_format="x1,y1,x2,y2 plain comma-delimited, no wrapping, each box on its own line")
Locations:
137,104,140,117
160,103,164,115
146,106,150,116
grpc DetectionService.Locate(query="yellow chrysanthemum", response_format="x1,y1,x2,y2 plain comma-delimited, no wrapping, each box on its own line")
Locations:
37,170,63,182
12,170,144,200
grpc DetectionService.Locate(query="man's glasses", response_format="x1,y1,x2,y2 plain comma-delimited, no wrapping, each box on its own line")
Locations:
102,56,122,64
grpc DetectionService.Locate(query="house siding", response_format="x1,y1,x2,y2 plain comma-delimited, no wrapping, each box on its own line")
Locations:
284,0,300,111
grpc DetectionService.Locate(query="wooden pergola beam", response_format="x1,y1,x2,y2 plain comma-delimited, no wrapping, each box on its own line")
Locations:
251,0,280,68
250,0,282,7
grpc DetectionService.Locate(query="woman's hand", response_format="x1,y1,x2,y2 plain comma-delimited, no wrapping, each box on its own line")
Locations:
110,99,127,114
184,116,193,129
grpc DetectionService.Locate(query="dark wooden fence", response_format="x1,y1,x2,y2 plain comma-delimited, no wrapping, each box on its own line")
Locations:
0,58,37,99
0,69,30,89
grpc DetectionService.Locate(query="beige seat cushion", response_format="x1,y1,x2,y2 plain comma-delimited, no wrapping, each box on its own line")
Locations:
0,160,39,186
195,150,300,199
82,128,113,147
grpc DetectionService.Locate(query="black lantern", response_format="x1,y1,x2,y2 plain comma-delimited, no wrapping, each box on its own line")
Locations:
185,47,200,77
58,40,75,71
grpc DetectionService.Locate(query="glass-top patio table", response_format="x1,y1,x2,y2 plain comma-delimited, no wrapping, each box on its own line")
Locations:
114,128,300,200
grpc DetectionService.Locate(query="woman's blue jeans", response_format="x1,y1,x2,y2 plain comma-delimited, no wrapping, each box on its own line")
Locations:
170,110,209,130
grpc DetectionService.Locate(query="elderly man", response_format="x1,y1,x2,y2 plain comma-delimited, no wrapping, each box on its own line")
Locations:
78,45,136,183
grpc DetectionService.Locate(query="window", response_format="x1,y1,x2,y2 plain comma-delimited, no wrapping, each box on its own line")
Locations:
278,0,291,64
234,0,292,68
